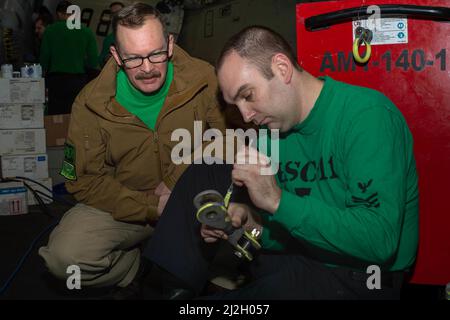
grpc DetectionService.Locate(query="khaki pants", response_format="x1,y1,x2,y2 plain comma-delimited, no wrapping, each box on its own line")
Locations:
39,203,153,288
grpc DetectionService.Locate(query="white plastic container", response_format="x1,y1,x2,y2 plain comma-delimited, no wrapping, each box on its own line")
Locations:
1,64,13,79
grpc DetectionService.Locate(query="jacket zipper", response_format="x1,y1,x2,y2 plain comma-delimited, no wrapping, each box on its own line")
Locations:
155,82,207,132
153,131,158,147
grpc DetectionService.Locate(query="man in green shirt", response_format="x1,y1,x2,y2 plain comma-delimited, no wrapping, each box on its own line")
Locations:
40,0,98,114
142,26,419,299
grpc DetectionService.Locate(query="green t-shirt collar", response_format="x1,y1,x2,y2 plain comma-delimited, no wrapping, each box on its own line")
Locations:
291,76,333,135
117,62,173,101
116,62,174,129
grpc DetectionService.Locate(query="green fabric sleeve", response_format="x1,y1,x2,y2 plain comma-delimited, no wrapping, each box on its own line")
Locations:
266,106,410,264
260,212,285,251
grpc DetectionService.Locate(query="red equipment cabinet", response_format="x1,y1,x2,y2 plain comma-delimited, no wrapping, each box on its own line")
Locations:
296,0,449,285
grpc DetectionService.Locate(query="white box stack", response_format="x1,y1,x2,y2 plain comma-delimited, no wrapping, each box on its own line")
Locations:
0,77,52,214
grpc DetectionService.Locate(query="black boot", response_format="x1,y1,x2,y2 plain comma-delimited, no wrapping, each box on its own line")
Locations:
161,268,196,300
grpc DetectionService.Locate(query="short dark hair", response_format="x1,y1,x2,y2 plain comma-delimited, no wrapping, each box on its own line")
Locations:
35,13,53,27
216,26,301,79
56,0,72,14
109,2,124,9
112,2,168,46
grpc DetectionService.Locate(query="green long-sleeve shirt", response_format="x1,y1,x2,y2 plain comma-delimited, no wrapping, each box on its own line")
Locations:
259,76,418,271
40,20,98,74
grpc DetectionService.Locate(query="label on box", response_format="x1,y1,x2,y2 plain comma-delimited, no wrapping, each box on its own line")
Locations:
0,182,28,215
18,131,36,152
0,104,44,129
9,79,45,104
1,154,49,180
0,129,46,156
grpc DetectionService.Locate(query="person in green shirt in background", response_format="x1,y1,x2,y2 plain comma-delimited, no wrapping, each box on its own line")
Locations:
141,26,419,300
98,2,124,67
40,0,98,114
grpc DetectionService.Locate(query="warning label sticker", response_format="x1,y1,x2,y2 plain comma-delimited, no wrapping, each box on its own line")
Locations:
352,18,408,45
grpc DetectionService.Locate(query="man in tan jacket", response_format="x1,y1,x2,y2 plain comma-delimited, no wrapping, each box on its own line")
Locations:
39,3,228,293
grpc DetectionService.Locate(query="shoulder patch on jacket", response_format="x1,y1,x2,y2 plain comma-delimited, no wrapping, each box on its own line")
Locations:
60,142,77,181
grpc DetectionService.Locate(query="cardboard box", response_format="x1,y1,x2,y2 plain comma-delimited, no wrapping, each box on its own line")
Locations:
1,154,49,180
26,177,53,205
0,79,10,103
0,78,45,104
44,114,71,147
0,104,45,129
0,128,46,156
0,181,28,215
47,146,66,186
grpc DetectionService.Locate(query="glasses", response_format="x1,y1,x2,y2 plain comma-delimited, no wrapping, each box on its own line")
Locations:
116,41,170,69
